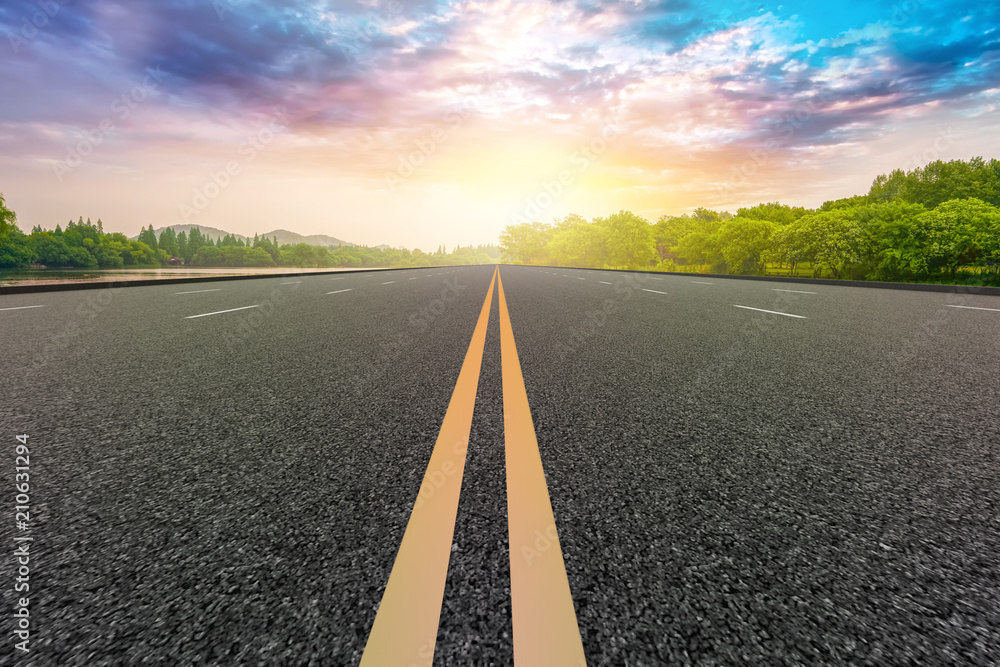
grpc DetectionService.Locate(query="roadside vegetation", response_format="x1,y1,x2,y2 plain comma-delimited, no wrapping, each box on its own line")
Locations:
499,157,1000,285
0,198,499,270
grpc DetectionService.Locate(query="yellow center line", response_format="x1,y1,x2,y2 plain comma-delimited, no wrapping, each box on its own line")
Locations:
498,270,587,667
360,266,498,667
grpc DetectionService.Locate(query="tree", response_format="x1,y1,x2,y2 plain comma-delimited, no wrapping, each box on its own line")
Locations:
916,198,1000,278
158,227,179,257
186,227,206,262
653,215,698,261
245,247,276,267
253,234,281,264
856,201,927,279
193,246,224,266
901,159,1000,209
177,231,189,264
763,220,814,276
93,238,125,269
714,217,777,275
869,158,1000,209
127,239,159,266
220,245,245,266
498,222,550,264
138,224,158,251
287,243,319,267
672,218,729,270
595,211,655,269
869,169,909,204
0,227,34,267
30,232,96,268
794,210,872,279
820,195,870,211
735,202,810,225
547,217,606,267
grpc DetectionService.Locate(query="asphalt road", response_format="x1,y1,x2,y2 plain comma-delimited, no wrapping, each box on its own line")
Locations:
2,265,999,665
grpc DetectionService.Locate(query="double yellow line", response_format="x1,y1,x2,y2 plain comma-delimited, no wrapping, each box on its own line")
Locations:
360,267,586,667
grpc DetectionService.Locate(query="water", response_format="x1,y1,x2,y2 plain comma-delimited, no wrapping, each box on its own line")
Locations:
0,266,388,287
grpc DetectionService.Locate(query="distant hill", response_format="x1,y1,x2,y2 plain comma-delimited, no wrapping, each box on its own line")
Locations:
260,229,351,247
144,225,352,247
145,224,244,243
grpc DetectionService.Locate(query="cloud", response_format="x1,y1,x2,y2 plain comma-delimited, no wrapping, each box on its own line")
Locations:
2,0,1000,244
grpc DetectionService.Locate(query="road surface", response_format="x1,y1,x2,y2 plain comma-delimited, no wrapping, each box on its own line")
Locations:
2,265,999,665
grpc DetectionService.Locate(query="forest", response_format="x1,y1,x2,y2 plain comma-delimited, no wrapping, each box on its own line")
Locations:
498,158,1000,285
0,202,500,270
3,157,997,283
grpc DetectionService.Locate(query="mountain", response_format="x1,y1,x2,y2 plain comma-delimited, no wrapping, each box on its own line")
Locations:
144,225,352,247
259,229,351,247
145,224,245,243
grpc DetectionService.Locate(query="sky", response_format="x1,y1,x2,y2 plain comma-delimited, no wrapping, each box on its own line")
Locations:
0,0,997,249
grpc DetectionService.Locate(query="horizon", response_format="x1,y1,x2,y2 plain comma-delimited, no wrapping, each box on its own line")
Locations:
1,0,997,249
16,220,498,252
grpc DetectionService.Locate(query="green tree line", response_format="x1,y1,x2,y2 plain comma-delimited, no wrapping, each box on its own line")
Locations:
499,157,1000,284
0,201,500,270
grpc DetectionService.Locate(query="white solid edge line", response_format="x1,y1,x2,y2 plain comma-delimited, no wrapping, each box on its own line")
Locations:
175,289,222,295
280,282,302,285
185,305,260,319
947,305,1000,312
733,305,807,319
0,305,45,311
327,289,353,295
691,281,714,285
772,288,818,295
642,289,668,295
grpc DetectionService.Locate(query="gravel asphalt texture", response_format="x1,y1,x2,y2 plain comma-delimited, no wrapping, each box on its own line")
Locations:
2,264,999,665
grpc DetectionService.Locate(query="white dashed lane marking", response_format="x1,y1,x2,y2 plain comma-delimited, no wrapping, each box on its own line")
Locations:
734,305,806,319
185,305,260,320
